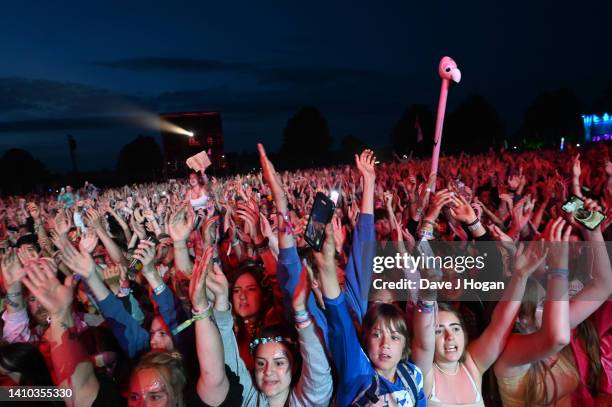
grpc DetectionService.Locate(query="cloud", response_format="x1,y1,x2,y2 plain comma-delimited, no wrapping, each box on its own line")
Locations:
93,57,249,73
0,77,146,119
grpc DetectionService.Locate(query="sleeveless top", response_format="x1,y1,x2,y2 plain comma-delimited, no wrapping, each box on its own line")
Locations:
428,363,485,407
497,353,579,407
189,191,208,210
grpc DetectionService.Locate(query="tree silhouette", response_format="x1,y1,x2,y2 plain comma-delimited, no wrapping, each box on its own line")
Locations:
391,104,434,157
519,88,583,146
592,84,612,114
337,134,367,163
116,135,163,183
445,95,505,153
280,107,332,168
0,149,49,195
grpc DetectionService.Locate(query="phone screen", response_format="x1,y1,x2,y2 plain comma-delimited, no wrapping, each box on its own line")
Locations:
305,192,335,251
561,195,605,230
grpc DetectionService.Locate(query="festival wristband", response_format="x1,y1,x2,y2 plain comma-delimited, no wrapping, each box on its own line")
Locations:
171,303,213,336
417,300,436,314
547,268,569,278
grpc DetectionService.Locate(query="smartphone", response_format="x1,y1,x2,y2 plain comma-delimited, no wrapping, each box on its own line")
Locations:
330,190,340,205
561,195,605,230
304,192,335,251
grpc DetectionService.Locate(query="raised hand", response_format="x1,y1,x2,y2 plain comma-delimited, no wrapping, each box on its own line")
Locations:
510,196,534,232
423,189,453,222
355,149,376,182
26,202,41,222
257,143,287,211
22,259,74,318
1,248,25,290
102,265,123,294
199,214,218,243
17,245,39,268
60,243,97,280
168,205,195,243
132,239,157,272
206,263,229,312
331,215,346,253
513,241,548,279
571,154,581,179
236,203,263,245
54,211,71,236
79,231,99,254
188,246,214,311
542,217,572,271
83,208,103,231
449,193,477,224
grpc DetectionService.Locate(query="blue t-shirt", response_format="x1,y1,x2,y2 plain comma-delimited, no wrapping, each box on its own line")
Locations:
324,293,424,407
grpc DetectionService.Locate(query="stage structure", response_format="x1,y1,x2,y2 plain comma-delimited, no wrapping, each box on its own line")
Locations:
160,111,225,174
583,113,612,143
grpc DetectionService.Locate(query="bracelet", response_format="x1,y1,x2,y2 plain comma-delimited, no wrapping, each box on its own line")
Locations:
294,309,310,324
422,219,437,227
417,300,436,314
6,291,22,298
172,303,213,336
294,309,309,317
547,268,569,279
278,212,295,235
467,220,482,233
466,218,480,227
153,283,167,295
231,239,241,247
418,228,434,240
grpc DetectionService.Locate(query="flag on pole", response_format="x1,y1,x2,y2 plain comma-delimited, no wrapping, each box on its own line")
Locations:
415,115,423,143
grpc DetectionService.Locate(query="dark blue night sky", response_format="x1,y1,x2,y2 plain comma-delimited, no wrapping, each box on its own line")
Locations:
0,0,609,171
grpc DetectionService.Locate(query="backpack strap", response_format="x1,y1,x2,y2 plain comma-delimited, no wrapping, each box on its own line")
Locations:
396,362,420,406
351,374,380,406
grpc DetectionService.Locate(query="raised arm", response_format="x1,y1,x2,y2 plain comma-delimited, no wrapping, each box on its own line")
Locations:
291,266,333,406
61,242,150,358
343,150,376,322
495,218,572,376
567,199,612,328
22,259,99,407
189,245,231,406
85,209,128,266
168,205,195,276
467,240,547,374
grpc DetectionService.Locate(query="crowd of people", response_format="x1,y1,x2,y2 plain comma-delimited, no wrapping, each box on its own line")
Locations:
0,142,610,406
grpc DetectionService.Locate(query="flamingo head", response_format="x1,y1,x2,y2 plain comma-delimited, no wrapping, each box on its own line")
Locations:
439,56,461,83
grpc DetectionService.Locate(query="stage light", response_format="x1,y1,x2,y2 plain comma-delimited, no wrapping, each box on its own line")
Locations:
576,143,581,147
186,131,195,137
560,137,565,151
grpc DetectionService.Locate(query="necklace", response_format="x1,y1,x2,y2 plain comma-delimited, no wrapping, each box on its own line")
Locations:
434,362,459,376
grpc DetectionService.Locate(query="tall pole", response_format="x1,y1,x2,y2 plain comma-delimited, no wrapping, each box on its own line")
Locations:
429,56,461,193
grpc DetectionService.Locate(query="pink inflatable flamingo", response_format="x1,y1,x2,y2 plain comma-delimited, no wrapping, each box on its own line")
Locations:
429,56,461,192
